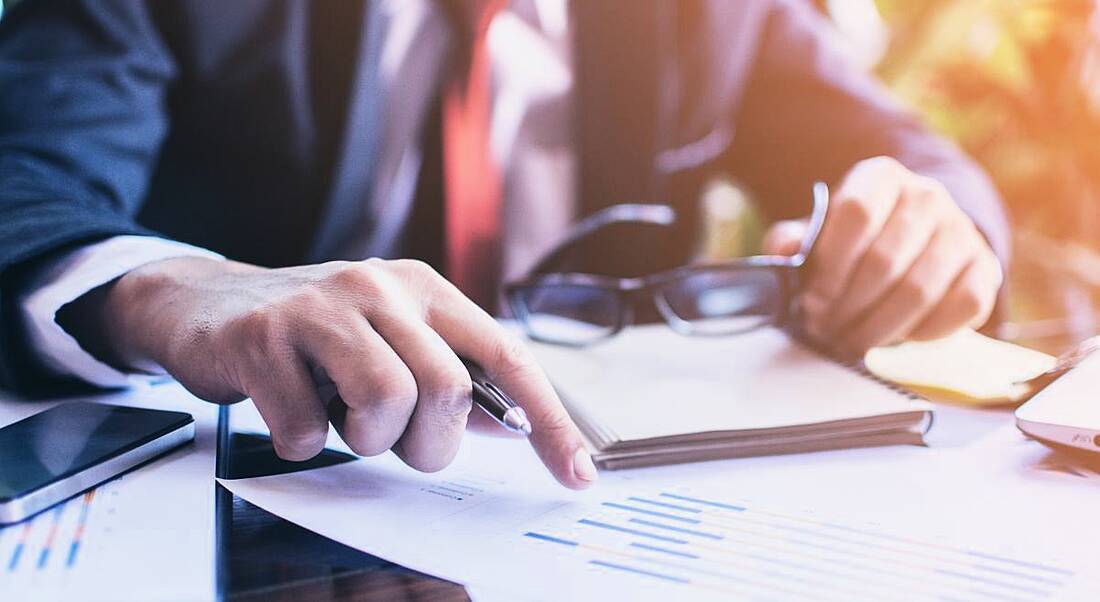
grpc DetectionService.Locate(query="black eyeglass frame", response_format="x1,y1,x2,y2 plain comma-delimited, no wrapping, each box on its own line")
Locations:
504,182,830,346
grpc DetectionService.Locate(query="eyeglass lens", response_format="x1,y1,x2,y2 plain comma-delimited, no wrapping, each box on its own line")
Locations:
511,284,623,345
655,269,783,336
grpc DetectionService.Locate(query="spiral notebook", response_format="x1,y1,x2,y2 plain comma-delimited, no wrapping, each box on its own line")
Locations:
530,325,932,469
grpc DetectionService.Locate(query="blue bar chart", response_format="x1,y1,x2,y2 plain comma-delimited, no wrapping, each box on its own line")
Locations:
521,491,1089,601
1,487,101,581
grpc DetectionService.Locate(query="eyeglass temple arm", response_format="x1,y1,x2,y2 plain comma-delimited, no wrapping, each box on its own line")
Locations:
527,204,678,275
784,181,830,327
794,181,830,265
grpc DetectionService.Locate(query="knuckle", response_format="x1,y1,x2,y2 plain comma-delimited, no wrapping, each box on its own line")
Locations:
238,305,277,332
861,155,905,177
899,278,934,306
834,197,874,229
426,370,473,417
491,335,538,379
537,405,575,438
312,320,357,352
361,257,388,271
861,244,897,279
944,219,979,249
231,306,285,349
914,175,951,200
393,260,452,306
330,261,385,294
287,285,329,312
904,183,940,211
371,370,419,409
393,258,440,282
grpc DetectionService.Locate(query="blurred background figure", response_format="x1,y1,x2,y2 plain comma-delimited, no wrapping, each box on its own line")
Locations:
708,0,1100,355
840,0,1100,354
2,0,1097,357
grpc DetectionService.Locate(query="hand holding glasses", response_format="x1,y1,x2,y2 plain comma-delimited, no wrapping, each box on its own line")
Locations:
506,183,830,346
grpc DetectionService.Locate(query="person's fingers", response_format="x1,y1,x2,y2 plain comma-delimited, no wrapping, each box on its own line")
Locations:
909,254,1002,341
406,262,596,490
379,317,472,473
298,316,418,457
824,185,939,337
836,226,971,354
465,402,522,436
244,352,330,461
363,294,473,473
801,157,905,336
319,260,473,472
762,219,808,257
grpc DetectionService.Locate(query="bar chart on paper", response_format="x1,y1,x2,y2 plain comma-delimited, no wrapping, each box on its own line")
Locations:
517,489,1099,601
220,441,1100,602
0,483,116,587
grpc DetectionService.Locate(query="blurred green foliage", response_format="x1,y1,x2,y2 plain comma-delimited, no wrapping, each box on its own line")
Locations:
872,0,1100,245
866,0,1100,345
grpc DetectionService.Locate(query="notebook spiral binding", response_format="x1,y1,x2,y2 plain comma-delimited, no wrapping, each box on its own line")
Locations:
841,359,926,402
786,327,925,402
788,328,935,440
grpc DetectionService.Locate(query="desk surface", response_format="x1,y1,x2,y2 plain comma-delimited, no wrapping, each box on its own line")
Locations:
2,382,1090,601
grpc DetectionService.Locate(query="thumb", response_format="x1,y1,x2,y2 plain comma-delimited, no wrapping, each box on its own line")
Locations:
762,219,810,257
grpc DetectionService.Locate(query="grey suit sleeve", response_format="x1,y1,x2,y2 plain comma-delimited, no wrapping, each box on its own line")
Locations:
727,0,1011,270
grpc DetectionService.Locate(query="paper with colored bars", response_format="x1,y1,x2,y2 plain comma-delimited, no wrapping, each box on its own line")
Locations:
219,433,1100,601
0,383,218,601
2,486,106,579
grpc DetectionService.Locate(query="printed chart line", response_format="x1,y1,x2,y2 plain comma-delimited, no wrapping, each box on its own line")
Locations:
3,486,99,576
517,490,1084,602
655,492,1072,588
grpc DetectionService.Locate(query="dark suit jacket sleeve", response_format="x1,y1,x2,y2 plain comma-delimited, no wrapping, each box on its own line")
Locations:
727,0,1011,269
0,0,173,393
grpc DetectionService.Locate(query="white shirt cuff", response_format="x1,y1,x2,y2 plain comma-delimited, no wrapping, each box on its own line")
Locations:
18,235,225,388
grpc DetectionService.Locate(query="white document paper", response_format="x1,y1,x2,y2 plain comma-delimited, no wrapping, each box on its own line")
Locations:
0,383,217,602
220,429,1100,601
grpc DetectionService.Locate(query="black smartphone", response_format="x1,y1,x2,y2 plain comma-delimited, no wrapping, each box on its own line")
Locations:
0,402,194,525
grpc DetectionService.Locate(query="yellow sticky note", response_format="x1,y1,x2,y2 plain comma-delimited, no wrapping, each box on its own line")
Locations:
864,329,1056,406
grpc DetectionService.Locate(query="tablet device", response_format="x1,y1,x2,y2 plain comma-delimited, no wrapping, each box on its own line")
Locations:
0,402,194,524
1016,351,1100,454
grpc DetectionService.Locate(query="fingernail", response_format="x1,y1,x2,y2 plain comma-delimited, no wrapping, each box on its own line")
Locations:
573,447,598,484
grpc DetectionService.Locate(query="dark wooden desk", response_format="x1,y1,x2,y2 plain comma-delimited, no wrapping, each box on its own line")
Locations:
216,414,468,602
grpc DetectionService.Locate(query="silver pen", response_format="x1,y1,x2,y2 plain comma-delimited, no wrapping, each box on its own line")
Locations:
461,357,533,436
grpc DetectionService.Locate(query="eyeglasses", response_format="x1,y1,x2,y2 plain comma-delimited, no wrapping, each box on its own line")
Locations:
505,182,829,346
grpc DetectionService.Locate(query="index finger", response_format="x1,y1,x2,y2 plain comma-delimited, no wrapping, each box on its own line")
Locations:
423,283,597,490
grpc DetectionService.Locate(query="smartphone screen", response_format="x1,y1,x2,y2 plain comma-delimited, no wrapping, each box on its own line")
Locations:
0,403,193,503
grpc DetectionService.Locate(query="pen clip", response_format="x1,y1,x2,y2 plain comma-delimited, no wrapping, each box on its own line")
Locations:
480,380,515,408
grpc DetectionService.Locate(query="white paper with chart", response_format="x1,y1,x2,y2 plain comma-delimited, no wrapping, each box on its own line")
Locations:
0,384,217,601
220,430,1100,601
